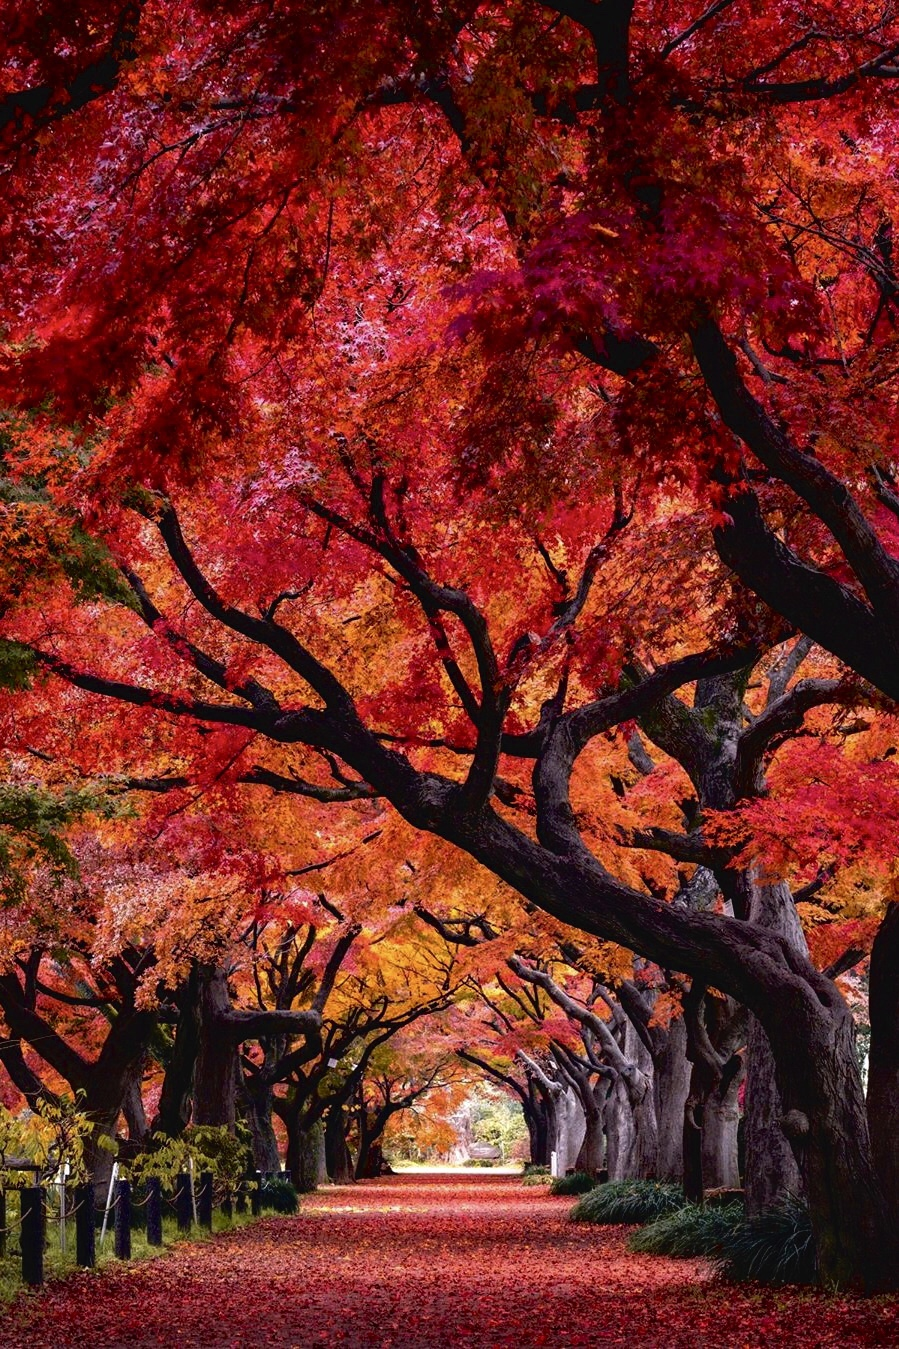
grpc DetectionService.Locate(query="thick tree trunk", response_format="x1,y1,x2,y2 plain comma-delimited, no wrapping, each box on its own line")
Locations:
193,966,239,1128
550,1085,586,1172
744,882,805,1212
324,1101,354,1183
244,1077,281,1174
604,1077,632,1181
574,1080,608,1174
867,901,899,1220
523,1087,550,1166
122,1058,148,1146
702,1070,742,1190
763,977,895,1290
653,1014,690,1181
623,1018,658,1179
154,968,201,1137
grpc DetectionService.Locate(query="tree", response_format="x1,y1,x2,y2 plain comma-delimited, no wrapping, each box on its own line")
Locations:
3,0,899,1288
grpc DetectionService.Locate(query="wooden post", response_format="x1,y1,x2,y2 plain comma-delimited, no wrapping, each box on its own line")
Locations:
222,1188,233,1221
250,1171,262,1216
20,1185,44,1286
0,1189,6,1259
198,1171,213,1230
114,1179,132,1260
146,1177,163,1246
74,1182,96,1268
235,1180,247,1215
175,1171,192,1232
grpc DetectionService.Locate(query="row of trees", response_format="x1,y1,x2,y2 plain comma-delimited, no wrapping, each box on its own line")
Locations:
2,0,899,1290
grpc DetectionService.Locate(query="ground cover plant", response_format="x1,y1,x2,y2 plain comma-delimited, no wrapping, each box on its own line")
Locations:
571,1180,685,1225
549,1171,597,1196
629,1202,745,1259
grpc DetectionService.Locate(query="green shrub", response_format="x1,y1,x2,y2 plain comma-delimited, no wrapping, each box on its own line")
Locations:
521,1170,552,1186
714,1197,816,1286
571,1179,684,1224
259,1175,299,1214
629,1202,744,1257
522,1163,549,1176
550,1171,596,1196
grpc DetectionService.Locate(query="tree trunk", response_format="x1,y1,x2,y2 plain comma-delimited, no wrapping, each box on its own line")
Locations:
523,1086,550,1166
702,1069,742,1190
653,1013,690,1182
604,1077,633,1181
623,1018,658,1179
193,966,239,1128
324,1101,354,1183
550,1085,586,1172
121,1060,149,1147
575,1079,608,1174
867,901,899,1221
154,968,201,1137
744,881,805,1212
763,975,896,1290
244,1077,281,1174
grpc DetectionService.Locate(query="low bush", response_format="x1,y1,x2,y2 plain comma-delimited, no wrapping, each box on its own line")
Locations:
522,1163,549,1176
714,1197,817,1286
571,1179,684,1225
629,1202,744,1257
259,1175,299,1214
521,1170,552,1186
550,1171,596,1197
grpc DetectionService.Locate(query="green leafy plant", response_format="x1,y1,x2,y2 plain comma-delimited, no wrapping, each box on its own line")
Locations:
571,1180,685,1225
0,1096,98,1187
259,1175,299,1214
714,1197,817,1286
127,1126,250,1189
629,1202,744,1257
550,1171,596,1196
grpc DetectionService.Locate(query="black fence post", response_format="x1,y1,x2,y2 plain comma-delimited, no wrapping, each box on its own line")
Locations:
250,1171,262,1216
146,1177,163,1246
236,1179,247,1215
176,1171,193,1232
74,1182,95,1268
198,1171,213,1231
20,1185,44,1286
114,1179,132,1260
221,1188,233,1221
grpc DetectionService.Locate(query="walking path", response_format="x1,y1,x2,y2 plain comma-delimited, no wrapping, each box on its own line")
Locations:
3,1175,898,1347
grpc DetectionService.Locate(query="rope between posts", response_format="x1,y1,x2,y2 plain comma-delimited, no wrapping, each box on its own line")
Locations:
0,1209,30,1235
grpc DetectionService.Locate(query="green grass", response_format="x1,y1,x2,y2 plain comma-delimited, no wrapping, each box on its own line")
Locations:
713,1197,817,1286
0,1194,264,1303
571,1179,685,1224
549,1172,596,1197
628,1202,744,1257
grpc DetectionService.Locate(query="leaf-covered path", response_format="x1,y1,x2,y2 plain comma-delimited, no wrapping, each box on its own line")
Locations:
4,1175,899,1348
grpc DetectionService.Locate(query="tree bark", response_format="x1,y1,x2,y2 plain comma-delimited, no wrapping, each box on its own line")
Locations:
193,966,239,1128
324,1101,354,1183
744,881,805,1212
867,901,899,1220
154,968,201,1137
653,1013,690,1182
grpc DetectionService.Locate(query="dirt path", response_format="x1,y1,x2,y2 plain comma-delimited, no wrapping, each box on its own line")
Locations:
3,1175,898,1347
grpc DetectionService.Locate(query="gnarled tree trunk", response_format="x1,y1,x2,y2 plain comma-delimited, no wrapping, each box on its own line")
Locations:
867,901,899,1221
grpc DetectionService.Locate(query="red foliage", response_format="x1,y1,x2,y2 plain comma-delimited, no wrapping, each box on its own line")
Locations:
4,1176,898,1348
